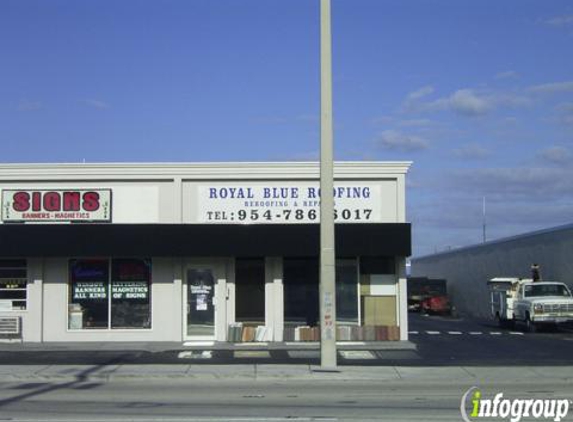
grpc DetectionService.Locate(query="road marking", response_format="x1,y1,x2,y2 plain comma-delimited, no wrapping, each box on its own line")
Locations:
234,351,271,359
183,341,214,347
178,351,212,359
340,350,375,360
411,330,526,336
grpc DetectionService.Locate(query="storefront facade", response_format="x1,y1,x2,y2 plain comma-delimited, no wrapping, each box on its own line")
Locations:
0,162,411,343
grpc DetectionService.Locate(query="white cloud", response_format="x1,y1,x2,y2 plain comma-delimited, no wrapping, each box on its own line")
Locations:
404,87,531,117
555,102,573,125
538,146,572,165
375,130,429,152
446,89,491,116
402,86,436,113
17,99,42,111
82,99,110,109
452,144,491,160
543,14,573,27
398,119,436,128
371,115,395,125
557,103,573,113
527,81,573,95
296,114,318,123
448,166,573,201
407,85,435,101
495,70,519,80
416,89,492,116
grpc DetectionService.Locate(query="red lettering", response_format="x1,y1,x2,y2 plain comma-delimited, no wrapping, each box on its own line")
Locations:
63,192,81,211
43,192,61,211
32,192,42,211
12,192,30,212
82,192,100,212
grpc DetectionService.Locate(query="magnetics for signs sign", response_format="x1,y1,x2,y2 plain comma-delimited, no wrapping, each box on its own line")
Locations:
1,189,112,222
111,281,149,300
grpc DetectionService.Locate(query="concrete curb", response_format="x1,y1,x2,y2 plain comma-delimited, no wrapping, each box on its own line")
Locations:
2,365,573,383
0,340,417,352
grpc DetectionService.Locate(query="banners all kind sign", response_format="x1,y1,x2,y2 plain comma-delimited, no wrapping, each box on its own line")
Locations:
1,189,112,222
198,182,386,224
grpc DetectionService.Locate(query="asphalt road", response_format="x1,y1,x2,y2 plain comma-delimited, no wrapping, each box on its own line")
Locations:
2,313,573,366
2,315,573,421
2,372,573,421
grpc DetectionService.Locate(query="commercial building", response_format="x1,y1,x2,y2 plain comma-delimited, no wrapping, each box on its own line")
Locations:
411,223,573,318
0,162,411,343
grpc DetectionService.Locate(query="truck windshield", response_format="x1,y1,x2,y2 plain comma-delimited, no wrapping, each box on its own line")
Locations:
524,284,571,297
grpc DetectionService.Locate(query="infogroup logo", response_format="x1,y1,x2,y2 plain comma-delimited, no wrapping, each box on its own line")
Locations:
461,387,570,422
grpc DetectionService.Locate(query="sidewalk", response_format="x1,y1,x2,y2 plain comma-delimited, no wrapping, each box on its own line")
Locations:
1,363,573,383
0,340,420,367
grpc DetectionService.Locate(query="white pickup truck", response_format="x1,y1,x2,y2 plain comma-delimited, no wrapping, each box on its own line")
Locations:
488,277,573,332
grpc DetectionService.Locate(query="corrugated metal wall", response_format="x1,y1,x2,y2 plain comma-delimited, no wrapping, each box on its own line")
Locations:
411,224,573,319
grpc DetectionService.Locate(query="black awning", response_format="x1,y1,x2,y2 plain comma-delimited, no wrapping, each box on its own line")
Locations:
0,223,411,258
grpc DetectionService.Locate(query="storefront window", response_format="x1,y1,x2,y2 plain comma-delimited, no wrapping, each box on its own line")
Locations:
283,258,319,328
360,256,395,274
235,258,265,325
111,259,151,329
68,258,151,330
69,259,109,329
0,259,27,311
283,258,360,341
336,259,358,325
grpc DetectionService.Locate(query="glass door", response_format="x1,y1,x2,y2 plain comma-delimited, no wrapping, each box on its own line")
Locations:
185,268,216,339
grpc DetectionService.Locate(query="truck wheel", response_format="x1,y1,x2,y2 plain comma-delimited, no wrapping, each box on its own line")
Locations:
525,315,537,333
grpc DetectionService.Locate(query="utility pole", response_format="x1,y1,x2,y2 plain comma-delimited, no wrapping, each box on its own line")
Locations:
319,0,337,370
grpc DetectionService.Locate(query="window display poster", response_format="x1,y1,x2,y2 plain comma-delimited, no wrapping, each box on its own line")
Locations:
111,281,149,300
196,294,208,311
72,281,107,300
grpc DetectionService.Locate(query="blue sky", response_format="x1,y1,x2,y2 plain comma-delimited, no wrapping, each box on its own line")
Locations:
1,1,573,256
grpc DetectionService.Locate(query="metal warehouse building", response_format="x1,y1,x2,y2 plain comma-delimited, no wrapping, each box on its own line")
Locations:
411,224,573,319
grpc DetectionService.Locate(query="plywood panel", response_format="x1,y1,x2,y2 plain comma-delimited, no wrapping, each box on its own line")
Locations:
362,296,397,326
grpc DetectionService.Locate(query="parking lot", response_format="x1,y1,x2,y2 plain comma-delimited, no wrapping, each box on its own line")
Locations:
403,311,573,366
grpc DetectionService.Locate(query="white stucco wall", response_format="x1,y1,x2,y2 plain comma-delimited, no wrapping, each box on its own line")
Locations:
411,224,573,319
0,162,411,342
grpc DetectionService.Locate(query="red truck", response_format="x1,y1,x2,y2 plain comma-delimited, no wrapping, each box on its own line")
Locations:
408,277,451,315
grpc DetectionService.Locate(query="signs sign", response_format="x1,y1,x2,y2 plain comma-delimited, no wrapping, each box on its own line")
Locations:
197,182,383,224
1,189,112,222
